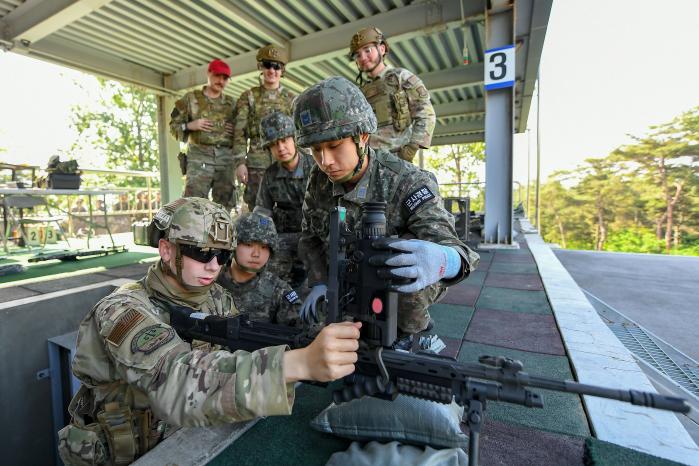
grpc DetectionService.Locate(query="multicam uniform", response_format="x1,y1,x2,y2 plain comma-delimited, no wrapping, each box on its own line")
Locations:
361,65,436,160
294,76,479,334
170,88,237,211
58,199,294,465
233,86,296,209
218,268,301,326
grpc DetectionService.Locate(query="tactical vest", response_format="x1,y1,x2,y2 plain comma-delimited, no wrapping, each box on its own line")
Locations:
247,86,294,145
362,71,411,132
188,90,235,146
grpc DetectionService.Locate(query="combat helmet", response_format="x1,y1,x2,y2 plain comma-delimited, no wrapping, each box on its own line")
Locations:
149,197,233,289
256,44,289,65
233,212,278,273
349,27,389,59
260,111,296,148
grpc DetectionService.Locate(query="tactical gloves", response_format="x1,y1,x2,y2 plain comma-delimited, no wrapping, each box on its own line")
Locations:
300,284,327,323
398,143,420,162
372,239,461,293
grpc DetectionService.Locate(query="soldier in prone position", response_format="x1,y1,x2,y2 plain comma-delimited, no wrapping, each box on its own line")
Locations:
233,45,297,211
294,76,480,336
169,59,237,211
349,27,436,163
254,111,313,287
217,211,301,326
58,198,360,465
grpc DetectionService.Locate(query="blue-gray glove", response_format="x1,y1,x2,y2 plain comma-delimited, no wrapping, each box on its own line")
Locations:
300,284,327,323
372,239,461,293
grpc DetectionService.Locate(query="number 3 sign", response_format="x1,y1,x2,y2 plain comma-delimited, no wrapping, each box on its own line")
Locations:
484,45,515,90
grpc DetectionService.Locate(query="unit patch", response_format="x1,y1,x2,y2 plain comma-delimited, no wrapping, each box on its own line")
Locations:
284,290,300,304
130,325,175,354
404,185,435,213
107,310,145,346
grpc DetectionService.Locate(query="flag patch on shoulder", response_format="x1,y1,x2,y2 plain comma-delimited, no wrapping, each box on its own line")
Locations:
284,290,300,304
107,310,145,346
404,185,435,213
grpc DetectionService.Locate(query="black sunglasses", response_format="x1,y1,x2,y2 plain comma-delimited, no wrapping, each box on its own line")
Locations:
179,244,232,265
262,60,282,71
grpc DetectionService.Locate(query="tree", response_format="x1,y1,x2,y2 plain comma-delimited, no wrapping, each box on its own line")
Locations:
70,79,159,186
612,107,699,252
424,142,485,200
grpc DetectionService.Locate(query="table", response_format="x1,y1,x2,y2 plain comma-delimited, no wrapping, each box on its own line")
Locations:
0,188,123,252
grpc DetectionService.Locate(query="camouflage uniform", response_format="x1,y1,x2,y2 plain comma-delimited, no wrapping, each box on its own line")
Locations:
170,87,237,211
294,77,479,334
350,27,436,162
218,269,301,326
255,111,313,284
233,45,296,210
58,199,293,465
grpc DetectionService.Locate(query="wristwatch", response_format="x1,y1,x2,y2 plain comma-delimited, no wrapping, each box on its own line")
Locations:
182,123,187,132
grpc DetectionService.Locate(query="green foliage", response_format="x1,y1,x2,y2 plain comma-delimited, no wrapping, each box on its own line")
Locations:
539,105,699,256
70,79,159,187
425,142,485,204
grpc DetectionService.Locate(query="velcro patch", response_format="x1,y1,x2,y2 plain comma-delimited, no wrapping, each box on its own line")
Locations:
130,325,175,354
107,310,145,346
284,290,300,304
404,185,435,213
300,110,312,127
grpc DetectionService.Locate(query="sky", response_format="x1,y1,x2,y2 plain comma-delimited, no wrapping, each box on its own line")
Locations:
1,0,699,183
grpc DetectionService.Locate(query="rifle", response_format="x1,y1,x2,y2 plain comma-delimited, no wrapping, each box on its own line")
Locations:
169,201,690,466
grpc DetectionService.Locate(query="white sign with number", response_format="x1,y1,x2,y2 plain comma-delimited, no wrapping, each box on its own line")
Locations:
484,45,515,90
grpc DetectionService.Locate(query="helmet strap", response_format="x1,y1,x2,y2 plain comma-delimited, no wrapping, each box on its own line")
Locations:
162,243,214,293
280,150,299,169
333,136,365,185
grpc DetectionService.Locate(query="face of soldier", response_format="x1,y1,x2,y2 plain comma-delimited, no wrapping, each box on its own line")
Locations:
354,43,386,76
160,240,222,287
261,62,282,88
207,72,230,95
310,134,369,183
270,137,296,164
235,242,271,270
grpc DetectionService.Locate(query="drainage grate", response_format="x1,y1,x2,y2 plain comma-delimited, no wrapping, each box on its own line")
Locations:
609,323,699,398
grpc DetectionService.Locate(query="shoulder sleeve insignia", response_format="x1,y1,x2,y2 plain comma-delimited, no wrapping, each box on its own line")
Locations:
284,290,300,304
130,325,175,354
107,309,145,346
404,185,436,214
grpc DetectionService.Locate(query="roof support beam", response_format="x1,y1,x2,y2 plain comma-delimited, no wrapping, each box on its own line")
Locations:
1,0,112,43
208,0,288,46
434,120,484,137
434,99,485,119
421,64,484,92
170,0,485,91
11,36,167,92
432,133,484,146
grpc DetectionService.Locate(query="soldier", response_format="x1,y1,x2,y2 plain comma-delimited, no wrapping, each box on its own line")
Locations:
233,44,297,211
58,197,360,465
349,27,436,163
255,111,313,286
169,59,237,211
218,211,300,326
294,77,479,336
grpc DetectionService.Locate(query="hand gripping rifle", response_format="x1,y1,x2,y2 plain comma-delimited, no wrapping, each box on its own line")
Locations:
169,202,690,466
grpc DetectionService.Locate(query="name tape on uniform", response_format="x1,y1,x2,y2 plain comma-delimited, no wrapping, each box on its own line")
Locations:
404,185,435,213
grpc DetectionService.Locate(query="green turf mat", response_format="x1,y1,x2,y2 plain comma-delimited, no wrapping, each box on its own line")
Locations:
0,251,157,284
210,383,351,466
584,437,684,466
427,303,474,339
458,342,590,437
488,261,539,274
476,287,552,314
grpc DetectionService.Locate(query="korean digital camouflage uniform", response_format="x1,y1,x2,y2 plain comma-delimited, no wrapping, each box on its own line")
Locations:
295,77,479,334
170,89,237,211
58,199,293,466
255,111,313,285
233,45,297,210
350,27,436,163
218,211,301,326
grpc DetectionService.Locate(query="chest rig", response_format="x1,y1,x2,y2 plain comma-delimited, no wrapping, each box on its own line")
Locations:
189,91,234,146
362,72,411,132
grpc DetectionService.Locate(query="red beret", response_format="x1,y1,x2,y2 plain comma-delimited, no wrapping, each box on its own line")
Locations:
208,58,231,77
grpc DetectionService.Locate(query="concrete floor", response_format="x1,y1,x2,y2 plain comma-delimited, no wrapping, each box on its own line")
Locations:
554,249,699,361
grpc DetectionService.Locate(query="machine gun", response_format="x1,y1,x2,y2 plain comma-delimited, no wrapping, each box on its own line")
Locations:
169,201,690,466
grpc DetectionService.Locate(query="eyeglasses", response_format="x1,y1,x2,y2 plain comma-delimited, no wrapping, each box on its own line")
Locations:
261,61,282,71
179,244,232,265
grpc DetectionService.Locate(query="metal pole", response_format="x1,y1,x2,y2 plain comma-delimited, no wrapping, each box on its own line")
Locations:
535,73,542,230
526,128,531,217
